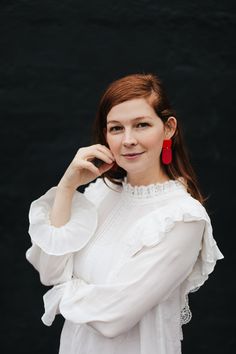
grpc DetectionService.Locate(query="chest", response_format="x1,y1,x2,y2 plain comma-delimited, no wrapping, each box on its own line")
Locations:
73,194,160,283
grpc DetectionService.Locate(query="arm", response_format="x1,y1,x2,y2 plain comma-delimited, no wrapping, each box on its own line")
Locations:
26,244,74,286
26,187,98,285
43,220,205,337
29,187,77,285
50,144,115,227
26,143,115,284
49,186,75,227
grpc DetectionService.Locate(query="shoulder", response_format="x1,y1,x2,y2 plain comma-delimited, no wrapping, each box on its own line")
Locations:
157,183,209,222
133,191,210,243
164,194,210,239
174,192,209,223
124,193,210,259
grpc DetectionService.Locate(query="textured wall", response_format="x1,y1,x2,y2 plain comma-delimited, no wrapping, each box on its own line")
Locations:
1,1,235,353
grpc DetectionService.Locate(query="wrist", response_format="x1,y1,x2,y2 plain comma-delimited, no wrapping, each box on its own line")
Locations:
56,183,77,196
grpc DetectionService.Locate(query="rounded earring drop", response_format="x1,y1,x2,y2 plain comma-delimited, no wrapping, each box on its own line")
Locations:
162,139,172,165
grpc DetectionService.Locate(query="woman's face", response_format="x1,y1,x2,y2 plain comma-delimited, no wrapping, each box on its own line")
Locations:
105,98,176,185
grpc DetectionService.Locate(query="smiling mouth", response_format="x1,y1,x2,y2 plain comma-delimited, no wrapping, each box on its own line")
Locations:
122,152,144,156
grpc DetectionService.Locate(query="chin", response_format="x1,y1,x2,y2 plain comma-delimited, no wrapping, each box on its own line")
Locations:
122,166,146,175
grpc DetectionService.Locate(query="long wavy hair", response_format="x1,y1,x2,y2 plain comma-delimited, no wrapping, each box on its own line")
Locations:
91,73,204,204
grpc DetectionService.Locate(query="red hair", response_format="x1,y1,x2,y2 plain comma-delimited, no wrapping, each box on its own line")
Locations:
92,73,204,204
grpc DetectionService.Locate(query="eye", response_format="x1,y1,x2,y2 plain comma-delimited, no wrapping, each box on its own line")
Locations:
136,122,150,128
109,126,122,132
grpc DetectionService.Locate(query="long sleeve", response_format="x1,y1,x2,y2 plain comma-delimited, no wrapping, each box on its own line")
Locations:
42,220,205,337
26,186,98,285
26,244,75,286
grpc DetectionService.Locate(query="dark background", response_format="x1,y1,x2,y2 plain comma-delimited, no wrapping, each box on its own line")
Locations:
1,1,235,353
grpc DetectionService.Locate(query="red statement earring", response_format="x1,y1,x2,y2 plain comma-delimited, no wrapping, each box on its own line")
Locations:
162,139,172,165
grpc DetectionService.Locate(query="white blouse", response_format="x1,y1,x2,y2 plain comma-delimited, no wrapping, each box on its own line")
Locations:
26,177,223,354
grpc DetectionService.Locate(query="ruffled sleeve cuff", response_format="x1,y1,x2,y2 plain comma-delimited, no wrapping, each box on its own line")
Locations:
28,187,98,256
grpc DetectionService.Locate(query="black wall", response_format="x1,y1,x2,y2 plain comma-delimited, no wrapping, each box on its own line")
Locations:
1,1,235,353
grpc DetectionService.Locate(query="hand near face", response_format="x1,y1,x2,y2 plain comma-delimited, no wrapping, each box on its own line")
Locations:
58,144,115,191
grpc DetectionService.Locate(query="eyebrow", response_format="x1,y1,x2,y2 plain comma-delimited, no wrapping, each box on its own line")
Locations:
107,116,152,125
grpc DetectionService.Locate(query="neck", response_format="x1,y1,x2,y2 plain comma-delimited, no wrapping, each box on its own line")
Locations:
126,169,169,186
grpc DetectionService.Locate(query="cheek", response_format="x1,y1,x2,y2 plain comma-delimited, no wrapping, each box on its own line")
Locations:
146,130,164,151
106,135,119,153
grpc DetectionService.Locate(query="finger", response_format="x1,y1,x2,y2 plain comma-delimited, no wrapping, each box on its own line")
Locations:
87,150,114,165
99,161,115,174
76,145,114,164
95,144,115,160
79,160,101,176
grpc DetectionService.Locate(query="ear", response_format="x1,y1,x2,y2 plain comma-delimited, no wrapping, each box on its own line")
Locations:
164,116,177,139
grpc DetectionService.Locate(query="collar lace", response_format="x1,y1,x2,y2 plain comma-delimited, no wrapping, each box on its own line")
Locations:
121,177,186,199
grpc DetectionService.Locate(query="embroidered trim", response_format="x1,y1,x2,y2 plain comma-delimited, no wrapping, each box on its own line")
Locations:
122,178,186,199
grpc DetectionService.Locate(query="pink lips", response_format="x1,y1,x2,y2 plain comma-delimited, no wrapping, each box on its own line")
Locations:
122,152,144,159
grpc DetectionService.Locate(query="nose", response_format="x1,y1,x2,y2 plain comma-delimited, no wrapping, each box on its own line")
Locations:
122,129,137,147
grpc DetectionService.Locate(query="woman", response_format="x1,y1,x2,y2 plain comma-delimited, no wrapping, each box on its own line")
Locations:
26,73,223,354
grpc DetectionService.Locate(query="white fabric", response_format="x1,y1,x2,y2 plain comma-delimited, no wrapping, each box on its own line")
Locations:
26,177,223,354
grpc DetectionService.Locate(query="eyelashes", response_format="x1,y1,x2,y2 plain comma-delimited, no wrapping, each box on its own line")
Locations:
136,122,150,128
108,122,150,132
109,126,122,132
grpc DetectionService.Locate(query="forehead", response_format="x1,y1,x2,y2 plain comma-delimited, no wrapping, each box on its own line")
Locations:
107,98,156,123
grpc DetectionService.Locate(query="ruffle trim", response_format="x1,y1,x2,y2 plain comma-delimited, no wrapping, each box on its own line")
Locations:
41,278,90,326
40,194,224,331
108,196,223,326
28,187,98,256
122,177,186,199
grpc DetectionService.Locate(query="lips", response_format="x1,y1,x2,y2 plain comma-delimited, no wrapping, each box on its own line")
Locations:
122,152,144,156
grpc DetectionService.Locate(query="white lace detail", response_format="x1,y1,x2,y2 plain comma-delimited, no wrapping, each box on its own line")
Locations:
180,295,192,325
180,286,201,326
122,177,186,199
